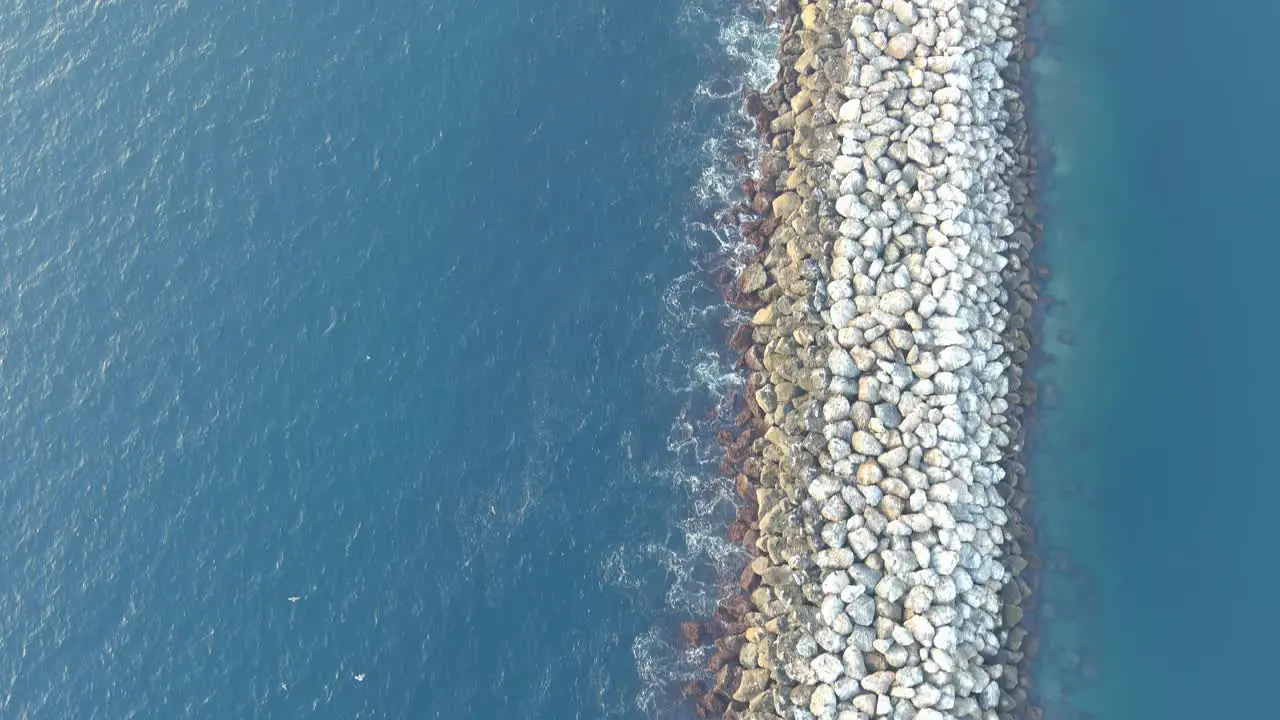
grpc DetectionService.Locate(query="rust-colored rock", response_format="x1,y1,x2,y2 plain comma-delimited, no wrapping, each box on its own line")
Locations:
707,646,735,673
718,594,752,621
694,692,728,718
681,680,706,699
681,620,703,647
730,324,753,354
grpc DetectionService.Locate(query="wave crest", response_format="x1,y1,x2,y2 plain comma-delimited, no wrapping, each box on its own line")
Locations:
627,1,779,716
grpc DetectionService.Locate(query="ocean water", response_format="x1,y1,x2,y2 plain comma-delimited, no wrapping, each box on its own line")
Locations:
1029,0,1280,717
0,1,773,717
10,0,1275,718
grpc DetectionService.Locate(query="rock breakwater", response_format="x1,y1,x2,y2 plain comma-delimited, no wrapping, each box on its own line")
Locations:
696,0,1041,718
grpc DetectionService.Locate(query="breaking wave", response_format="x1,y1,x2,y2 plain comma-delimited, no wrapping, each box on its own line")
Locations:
623,1,779,717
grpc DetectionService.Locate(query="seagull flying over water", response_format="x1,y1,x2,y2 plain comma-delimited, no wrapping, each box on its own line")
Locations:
287,595,302,603
353,673,366,682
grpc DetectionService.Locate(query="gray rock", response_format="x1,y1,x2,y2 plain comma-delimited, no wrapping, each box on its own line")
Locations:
937,417,965,441
932,550,960,575
926,246,959,272
796,634,819,659
785,658,819,685
878,446,909,469
937,346,972,372
892,0,917,25
812,652,845,684
914,684,942,708
878,289,914,315
896,665,924,688
907,135,932,165
816,548,857,569
852,693,878,715
849,627,876,652
822,570,851,595
835,676,861,702
874,403,903,428
830,348,860,378
822,521,849,549
821,594,845,625
822,496,851,522
824,396,852,422
809,474,842,502
884,644,909,668
933,625,958,651
848,594,876,626
887,34,917,60
903,585,935,614
875,575,909,603
831,298,857,329
810,684,838,717
851,431,885,455
904,614,936,646
815,626,847,653
913,19,939,47
861,670,895,695
836,194,863,218
849,527,879,558
831,612,854,636
842,645,867,678
839,99,862,123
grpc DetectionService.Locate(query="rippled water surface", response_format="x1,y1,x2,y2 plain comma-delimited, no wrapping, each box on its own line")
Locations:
0,1,775,716
9,0,1274,718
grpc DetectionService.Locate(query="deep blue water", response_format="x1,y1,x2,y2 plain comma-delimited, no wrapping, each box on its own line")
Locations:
1030,0,1280,717
0,1,765,717
10,0,1278,718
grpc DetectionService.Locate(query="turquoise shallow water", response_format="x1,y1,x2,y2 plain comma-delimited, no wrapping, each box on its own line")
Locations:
1029,0,1280,716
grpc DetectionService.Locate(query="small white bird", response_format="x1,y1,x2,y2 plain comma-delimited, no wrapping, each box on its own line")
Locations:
353,673,366,682
287,596,302,603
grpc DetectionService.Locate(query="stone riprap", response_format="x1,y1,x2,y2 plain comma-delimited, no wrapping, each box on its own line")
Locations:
718,0,1039,718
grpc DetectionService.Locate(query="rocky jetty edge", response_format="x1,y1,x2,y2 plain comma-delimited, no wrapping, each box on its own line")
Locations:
683,0,1042,718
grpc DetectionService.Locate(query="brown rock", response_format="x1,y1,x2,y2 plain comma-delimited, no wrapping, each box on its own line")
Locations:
771,191,802,218
681,620,703,647
707,646,735,672
694,692,728,718
739,263,768,294
718,594,752,621
733,668,771,703
681,680,706,699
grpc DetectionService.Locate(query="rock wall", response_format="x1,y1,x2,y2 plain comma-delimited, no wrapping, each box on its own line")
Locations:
713,0,1040,718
